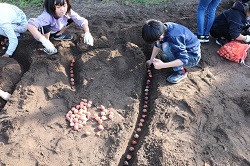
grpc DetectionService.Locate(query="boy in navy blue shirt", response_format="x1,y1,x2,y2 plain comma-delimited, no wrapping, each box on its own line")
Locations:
142,19,201,84
210,1,250,46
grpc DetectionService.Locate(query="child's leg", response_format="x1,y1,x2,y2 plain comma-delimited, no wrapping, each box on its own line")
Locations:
161,43,187,83
38,25,51,40
56,19,73,36
166,66,187,84
52,19,74,41
161,54,183,72
186,47,201,67
162,52,186,83
54,20,73,36
187,54,201,67
204,0,221,35
55,26,69,36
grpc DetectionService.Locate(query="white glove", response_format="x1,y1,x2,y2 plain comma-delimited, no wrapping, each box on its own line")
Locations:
84,32,94,46
0,90,11,101
245,35,250,43
39,36,57,54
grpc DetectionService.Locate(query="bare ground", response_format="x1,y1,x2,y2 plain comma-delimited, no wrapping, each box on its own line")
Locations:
0,0,250,165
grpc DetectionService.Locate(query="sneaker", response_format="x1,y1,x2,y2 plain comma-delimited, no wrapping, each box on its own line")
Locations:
204,35,209,42
216,38,228,46
53,33,73,41
197,35,209,43
166,68,187,84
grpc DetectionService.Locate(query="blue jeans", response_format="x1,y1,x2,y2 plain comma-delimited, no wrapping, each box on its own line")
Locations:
197,0,221,36
161,43,201,72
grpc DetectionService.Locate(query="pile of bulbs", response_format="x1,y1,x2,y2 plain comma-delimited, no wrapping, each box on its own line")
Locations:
65,98,114,137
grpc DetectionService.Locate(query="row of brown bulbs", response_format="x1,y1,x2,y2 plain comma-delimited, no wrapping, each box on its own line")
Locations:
123,68,153,165
70,59,75,86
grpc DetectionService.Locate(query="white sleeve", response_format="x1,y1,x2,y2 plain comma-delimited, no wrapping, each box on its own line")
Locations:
0,24,18,56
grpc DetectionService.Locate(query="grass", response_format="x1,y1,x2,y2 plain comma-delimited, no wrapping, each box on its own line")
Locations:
0,0,43,7
0,0,169,7
122,0,168,5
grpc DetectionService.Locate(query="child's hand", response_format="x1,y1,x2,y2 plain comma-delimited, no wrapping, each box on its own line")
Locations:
152,58,164,69
39,36,57,54
146,59,153,68
84,32,94,46
245,35,250,43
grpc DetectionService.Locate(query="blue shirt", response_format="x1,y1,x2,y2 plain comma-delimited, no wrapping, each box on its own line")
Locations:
155,22,200,65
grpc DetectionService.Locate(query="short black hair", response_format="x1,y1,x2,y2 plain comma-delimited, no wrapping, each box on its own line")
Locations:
44,0,72,19
142,19,166,44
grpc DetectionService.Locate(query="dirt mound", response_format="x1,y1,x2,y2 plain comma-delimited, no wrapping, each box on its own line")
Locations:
0,0,250,165
0,58,22,108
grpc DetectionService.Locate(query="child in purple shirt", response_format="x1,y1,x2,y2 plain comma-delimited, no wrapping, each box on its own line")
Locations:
28,0,94,55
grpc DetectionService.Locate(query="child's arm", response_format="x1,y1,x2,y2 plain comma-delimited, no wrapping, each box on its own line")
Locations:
82,22,90,33
69,9,93,46
152,58,183,69
147,46,160,66
82,22,93,46
27,24,45,40
27,24,57,54
1,25,18,57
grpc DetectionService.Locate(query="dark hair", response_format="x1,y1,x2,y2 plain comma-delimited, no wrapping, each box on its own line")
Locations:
44,0,72,19
142,19,166,44
241,0,250,3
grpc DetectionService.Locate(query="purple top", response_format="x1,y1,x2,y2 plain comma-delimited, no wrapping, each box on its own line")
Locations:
28,9,88,33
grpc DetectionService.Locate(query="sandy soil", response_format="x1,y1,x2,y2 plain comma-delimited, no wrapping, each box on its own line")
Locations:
0,0,250,165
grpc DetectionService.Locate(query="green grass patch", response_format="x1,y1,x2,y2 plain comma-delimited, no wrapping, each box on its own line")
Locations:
0,0,43,7
121,0,169,5
0,0,170,7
